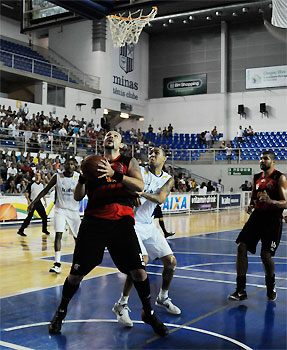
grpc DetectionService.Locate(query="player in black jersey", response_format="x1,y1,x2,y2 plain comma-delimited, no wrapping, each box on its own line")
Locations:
48,131,169,337
228,151,287,301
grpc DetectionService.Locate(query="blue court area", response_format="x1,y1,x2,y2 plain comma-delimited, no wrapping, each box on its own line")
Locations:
1,227,286,350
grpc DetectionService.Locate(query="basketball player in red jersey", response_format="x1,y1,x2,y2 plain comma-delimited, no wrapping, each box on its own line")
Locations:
49,131,168,337
228,150,287,301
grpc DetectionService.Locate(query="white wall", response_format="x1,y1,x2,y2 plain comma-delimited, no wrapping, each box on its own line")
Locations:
0,16,29,44
145,88,287,138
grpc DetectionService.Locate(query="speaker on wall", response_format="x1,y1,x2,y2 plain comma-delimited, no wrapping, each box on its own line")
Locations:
93,98,101,109
260,103,266,113
238,104,244,114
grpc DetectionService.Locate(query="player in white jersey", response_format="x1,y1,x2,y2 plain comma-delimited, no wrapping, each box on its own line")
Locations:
113,147,181,328
28,158,81,274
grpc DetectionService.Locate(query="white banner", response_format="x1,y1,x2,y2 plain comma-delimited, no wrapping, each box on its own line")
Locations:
246,65,287,89
161,193,190,213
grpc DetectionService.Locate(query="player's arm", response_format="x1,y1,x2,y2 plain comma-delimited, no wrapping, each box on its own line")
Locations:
25,184,31,205
97,157,144,192
28,175,57,212
246,177,256,214
74,173,87,201
138,178,174,204
259,174,287,209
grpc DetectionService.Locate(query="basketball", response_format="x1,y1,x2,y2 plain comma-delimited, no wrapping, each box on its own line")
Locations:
81,155,104,180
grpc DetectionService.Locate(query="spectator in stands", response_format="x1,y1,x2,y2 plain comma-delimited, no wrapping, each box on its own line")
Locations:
6,179,19,194
197,182,207,195
7,162,17,179
236,125,244,144
167,123,173,137
207,181,216,193
199,131,206,148
216,179,224,193
148,124,153,133
225,143,232,164
246,125,254,137
205,131,212,149
162,127,168,139
21,161,34,177
211,126,218,142
157,127,162,136
0,177,5,194
17,179,28,193
178,175,187,192
240,180,252,191
23,103,29,117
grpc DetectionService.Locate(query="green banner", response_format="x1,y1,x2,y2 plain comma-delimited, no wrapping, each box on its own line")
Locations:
228,168,252,176
163,74,207,97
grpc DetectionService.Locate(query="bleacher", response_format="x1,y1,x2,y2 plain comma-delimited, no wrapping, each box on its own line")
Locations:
215,131,287,162
0,39,77,83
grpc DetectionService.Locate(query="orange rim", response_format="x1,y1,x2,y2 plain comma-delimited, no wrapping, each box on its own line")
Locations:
107,6,157,20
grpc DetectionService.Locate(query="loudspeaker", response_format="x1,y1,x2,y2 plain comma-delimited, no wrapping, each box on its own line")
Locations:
92,98,101,109
238,104,244,114
260,103,266,113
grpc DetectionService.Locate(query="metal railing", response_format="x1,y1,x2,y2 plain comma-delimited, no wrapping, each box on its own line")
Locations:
0,49,100,90
0,128,286,164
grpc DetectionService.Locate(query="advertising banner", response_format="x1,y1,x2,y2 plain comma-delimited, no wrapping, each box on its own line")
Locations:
162,193,190,213
190,194,217,210
163,74,207,97
246,65,287,89
219,194,241,208
228,168,252,175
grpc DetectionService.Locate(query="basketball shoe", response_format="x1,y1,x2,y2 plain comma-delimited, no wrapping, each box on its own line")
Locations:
155,296,181,314
17,230,26,237
141,310,169,337
228,290,248,301
112,302,133,327
49,262,61,274
49,308,67,334
266,276,277,301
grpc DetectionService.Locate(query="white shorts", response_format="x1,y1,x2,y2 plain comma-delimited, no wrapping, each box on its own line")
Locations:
135,222,173,261
54,207,81,238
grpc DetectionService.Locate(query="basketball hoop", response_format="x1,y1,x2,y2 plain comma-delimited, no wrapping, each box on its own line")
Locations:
107,6,157,48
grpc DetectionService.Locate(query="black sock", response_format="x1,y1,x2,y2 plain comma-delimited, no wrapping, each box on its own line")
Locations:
236,276,246,291
133,277,152,314
265,274,275,287
159,220,168,234
59,277,80,310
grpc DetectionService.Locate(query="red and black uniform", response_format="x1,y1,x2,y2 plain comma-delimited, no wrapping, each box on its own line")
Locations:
236,170,283,256
71,155,145,276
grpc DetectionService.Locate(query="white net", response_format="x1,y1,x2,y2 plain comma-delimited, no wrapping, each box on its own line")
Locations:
107,7,157,48
271,0,287,28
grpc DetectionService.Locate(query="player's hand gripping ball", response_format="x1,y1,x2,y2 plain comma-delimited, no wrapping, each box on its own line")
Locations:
81,155,104,180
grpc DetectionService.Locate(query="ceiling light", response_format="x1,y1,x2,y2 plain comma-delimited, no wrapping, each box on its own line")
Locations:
215,11,222,17
189,15,195,20
232,12,238,17
147,22,152,27
269,3,272,8
1,3,14,9
258,8,264,13
206,16,212,21
104,109,109,115
242,7,248,13
139,117,144,121
168,19,174,24
163,23,168,27
120,112,129,119
183,19,188,24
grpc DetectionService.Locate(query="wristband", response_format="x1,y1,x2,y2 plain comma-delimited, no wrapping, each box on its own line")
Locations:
78,174,87,184
112,171,124,182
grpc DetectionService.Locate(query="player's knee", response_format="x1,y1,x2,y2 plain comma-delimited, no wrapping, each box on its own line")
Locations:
237,242,247,257
260,249,271,264
163,254,177,271
130,268,147,281
68,274,83,285
144,255,149,265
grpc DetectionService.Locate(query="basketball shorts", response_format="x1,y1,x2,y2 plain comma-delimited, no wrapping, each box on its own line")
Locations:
54,207,81,238
153,205,163,219
135,222,173,261
236,210,282,256
71,215,145,276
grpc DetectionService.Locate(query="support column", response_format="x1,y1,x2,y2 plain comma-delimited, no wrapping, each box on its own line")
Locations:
221,20,231,141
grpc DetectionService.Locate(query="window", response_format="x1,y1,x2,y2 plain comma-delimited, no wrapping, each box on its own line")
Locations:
47,84,65,107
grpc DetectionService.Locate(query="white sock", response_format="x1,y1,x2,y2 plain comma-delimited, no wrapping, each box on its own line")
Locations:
118,294,129,305
55,251,61,263
158,288,168,300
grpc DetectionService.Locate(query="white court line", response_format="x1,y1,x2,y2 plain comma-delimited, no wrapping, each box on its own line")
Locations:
180,262,287,269
172,252,287,259
3,319,252,350
189,236,287,245
146,272,287,290
0,340,34,350
147,264,279,279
